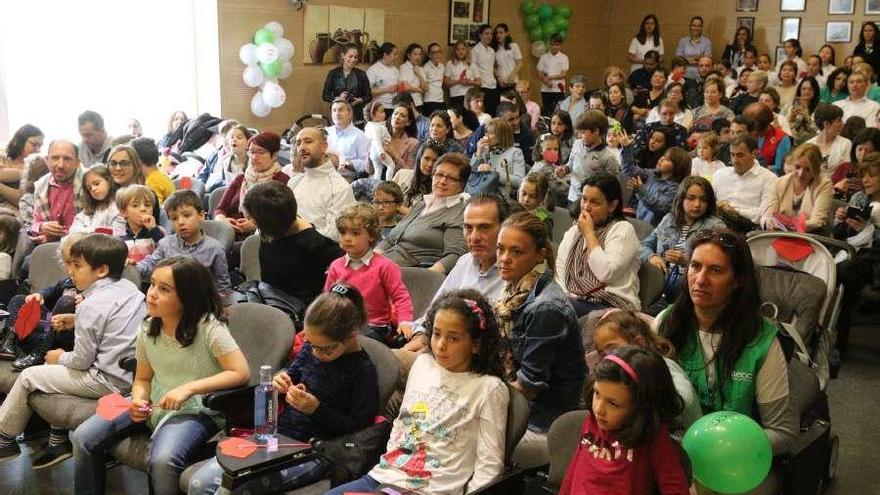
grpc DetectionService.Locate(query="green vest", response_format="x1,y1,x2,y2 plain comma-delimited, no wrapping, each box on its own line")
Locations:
666,313,777,417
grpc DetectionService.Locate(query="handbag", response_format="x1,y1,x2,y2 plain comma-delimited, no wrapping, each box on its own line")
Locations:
465,170,501,196
232,280,306,330
312,417,393,486
662,264,684,302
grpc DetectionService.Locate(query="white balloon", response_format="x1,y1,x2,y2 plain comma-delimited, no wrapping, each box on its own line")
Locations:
262,81,286,108
256,43,279,64
239,43,258,65
531,41,547,58
279,61,293,79
251,91,271,117
274,38,295,60
264,21,284,39
242,65,265,87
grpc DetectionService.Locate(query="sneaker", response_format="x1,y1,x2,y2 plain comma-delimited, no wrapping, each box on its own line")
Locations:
31,441,72,470
0,442,21,462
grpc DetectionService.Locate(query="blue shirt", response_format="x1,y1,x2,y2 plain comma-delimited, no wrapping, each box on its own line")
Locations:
137,232,231,291
327,124,371,180
675,36,713,79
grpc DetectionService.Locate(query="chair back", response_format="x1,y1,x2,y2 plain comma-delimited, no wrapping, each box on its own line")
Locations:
227,303,296,385
626,217,654,241
400,267,445,318
122,265,141,288
28,242,65,292
10,233,31,281
547,410,588,486
173,177,206,199
202,219,235,253
357,335,400,409
551,207,573,243
240,234,261,282
638,262,664,309
505,386,530,463
207,186,228,217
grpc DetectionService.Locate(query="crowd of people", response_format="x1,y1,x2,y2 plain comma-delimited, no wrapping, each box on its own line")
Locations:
0,13,876,495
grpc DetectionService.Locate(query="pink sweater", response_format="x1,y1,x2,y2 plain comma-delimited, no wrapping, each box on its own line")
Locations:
324,253,414,326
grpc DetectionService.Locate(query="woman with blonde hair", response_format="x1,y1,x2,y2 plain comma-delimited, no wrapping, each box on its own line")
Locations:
761,142,834,232
470,117,526,195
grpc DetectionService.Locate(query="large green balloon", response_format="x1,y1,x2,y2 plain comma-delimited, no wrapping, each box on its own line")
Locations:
254,27,275,45
260,60,283,78
552,15,568,31
541,21,556,38
537,4,553,21
525,14,540,29
529,27,544,42
520,0,537,14
557,5,572,18
682,411,772,494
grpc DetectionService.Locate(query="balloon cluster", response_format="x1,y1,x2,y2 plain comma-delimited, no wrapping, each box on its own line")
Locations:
520,2,572,58
239,21,295,117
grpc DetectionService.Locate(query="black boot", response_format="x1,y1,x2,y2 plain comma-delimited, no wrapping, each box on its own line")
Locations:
0,328,16,360
12,328,49,371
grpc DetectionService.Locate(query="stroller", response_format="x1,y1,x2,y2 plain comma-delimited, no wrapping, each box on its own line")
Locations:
747,231,841,493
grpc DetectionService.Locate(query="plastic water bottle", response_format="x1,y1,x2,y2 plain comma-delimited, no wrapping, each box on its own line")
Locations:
253,365,277,442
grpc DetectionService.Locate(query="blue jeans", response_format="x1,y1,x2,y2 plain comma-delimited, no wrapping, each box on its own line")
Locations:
72,411,219,495
187,455,327,494
324,475,380,495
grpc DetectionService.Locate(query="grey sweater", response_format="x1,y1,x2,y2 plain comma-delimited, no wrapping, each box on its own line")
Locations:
377,197,467,273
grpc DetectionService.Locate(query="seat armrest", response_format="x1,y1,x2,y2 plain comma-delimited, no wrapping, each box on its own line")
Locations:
118,355,137,373
203,385,256,411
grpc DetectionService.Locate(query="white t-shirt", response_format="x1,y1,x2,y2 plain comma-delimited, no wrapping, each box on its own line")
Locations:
366,61,401,109
628,36,665,73
834,97,880,128
423,61,445,103
691,157,726,181
368,354,509,494
399,61,424,107
444,60,477,98
536,52,569,93
806,134,853,177
471,43,497,89
495,42,523,85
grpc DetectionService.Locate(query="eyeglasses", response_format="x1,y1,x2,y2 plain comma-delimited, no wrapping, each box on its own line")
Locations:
311,341,342,356
693,229,738,249
372,200,399,207
107,160,132,169
433,172,461,183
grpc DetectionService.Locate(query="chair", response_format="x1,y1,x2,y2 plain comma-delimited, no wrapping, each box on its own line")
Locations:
208,186,228,217
27,242,64,292
10,233,31,281
122,265,141,288
239,234,261,282
400,267,446,318
550,207,572,243
202,219,235,253
637,262,665,310
626,217,654,241
174,177,206,200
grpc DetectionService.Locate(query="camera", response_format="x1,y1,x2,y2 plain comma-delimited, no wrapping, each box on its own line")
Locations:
846,203,873,221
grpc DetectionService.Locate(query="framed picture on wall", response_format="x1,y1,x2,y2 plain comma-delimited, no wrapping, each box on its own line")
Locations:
781,17,801,42
828,0,854,14
737,17,755,33
868,0,880,14
781,0,806,10
448,0,490,45
826,21,852,42
737,0,759,11
775,45,786,64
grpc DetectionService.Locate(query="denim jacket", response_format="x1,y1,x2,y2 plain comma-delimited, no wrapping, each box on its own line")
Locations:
639,213,726,264
508,271,588,432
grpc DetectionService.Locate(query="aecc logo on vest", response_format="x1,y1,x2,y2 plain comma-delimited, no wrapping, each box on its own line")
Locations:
730,370,755,382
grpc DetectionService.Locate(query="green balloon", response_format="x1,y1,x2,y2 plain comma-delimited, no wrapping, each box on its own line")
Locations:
537,4,553,20
525,14,540,29
682,412,772,494
254,27,275,45
529,27,544,42
559,30,569,41
260,60,283,78
557,5,572,18
541,21,556,37
520,0,537,14
552,15,568,31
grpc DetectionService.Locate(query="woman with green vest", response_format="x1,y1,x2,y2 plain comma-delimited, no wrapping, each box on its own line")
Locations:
656,229,797,459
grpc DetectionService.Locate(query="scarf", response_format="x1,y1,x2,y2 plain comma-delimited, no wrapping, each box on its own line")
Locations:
564,219,634,309
240,162,281,204
495,261,547,338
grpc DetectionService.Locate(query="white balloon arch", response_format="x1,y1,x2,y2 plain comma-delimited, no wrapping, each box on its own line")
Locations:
240,21,295,117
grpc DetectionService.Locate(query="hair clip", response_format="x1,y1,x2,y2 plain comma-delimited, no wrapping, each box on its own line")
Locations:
330,284,350,297
463,299,486,332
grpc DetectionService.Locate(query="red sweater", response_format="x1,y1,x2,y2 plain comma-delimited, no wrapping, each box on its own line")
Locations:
559,413,689,495
324,252,414,326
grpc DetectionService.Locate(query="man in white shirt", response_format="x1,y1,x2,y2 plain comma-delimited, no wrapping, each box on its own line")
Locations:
366,42,400,110
471,25,498,116
713,132,776,226
288,127,356,240
834,72,880,127
325,99,370,182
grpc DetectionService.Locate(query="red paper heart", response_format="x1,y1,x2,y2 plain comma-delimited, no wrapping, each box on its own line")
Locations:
15,298,41,341
179,177,193,190
97,393,131,421
218,437,258,459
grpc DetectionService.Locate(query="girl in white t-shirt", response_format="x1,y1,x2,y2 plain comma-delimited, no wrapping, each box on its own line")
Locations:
399,43,428,111
326,289,510,495
444,40,480,109
537,34,570,116
628,14,665,73
691,131,726,181
493,23,523,91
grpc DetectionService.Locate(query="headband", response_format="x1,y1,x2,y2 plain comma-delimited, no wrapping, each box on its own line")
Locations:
604,354,639,383
463,299,486,332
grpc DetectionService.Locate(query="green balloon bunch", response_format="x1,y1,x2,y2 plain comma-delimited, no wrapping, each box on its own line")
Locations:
520,2,571,45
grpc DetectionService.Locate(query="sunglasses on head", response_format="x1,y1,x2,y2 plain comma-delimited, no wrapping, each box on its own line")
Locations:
692,229,738,249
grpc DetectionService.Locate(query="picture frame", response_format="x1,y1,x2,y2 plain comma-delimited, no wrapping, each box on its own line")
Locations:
781,17,801,42
868,0,880,14
448,0,490,45
737,0,759,11
775,45,786,65
828,0,854,14
781,0,806,10
826,21,852,42
737,17,756,34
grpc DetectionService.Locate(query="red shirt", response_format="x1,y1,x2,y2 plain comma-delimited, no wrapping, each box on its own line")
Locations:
324,252,414,326
33,179,75,240
559,413,689,495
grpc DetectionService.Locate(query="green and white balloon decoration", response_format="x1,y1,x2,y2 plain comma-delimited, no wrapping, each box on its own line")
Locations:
240,21,295,117
519,2,572,58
